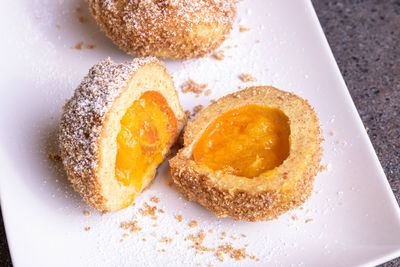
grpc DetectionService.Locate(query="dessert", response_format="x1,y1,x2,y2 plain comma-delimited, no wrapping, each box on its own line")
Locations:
170,86,322,221
88,0,237,60
59,58,185,211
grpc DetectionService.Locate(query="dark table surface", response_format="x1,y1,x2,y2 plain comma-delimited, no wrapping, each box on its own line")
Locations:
1,0,399,266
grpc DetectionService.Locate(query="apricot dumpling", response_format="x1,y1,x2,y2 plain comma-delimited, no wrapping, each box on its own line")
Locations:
170,86,322,221
59,58,185,211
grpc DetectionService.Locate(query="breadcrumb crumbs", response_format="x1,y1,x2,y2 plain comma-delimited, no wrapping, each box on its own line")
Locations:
175,215,183,222
240,73,257,82
292,215,299,221
189,220,198,228
150,196,160,203
191,105,204,118
75,7,81,12
86,44,95,49
121,220,142,232
78,16,87,23
181,79,207,95
319,165,328,172
213,50,225,60
84,227,90,231
239,25,251,32
74,42,83,50
305,218,314,223
139,202,157,216
185,110,192,120
204,89,212,96
83,210,90,216
48,153,61,161
160,237,173,244
56,24,61,30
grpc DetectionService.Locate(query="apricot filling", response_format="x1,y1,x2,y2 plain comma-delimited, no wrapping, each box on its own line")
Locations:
193,105,290,178
115,91,177,188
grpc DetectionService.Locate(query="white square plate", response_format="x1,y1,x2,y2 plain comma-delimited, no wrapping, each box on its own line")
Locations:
1,0,400,266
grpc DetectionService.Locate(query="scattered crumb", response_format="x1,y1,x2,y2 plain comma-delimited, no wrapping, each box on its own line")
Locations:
241,234,246,238
152,223,158,227
175,215,183,222
78,16,87,23
292,215,299,221
120,239,124,243
139,202,157,216
305,218,314,223
84,227,90,231
121,220,142,232
204,89,212,96
101,210,108,216
75,7,81,12
319,165,328,172
185,110,192,120
213,50,225,60
48,153,61,162
222,232,227,237
191,105,204,118
189,220,198,228
240,73,257,82
86,44,95,49
73,42,83,50
231,247,249,260
160,237,173,244
239,25,251,32
181,79,207,95
186,230,215,253
142,238,147,242
336,139,343,144
161,249,166,253
83,210,90,216
208,229,214,233
150,196,160,203
330,131,336,136
123,233,128,238
56,24,61,30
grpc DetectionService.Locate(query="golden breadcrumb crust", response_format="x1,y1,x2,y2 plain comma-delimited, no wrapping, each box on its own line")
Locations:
88,0,237,60
169,86,323,221
59,58,185,211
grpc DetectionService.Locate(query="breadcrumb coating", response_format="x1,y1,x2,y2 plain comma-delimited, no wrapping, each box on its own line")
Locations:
88,0,237,59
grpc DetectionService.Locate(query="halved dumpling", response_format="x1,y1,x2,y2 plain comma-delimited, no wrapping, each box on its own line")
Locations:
170,86,322,221
59,58,185,211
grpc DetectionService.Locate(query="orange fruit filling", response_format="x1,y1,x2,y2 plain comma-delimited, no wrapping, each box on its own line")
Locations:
115,91,177,188
193,105,290,178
